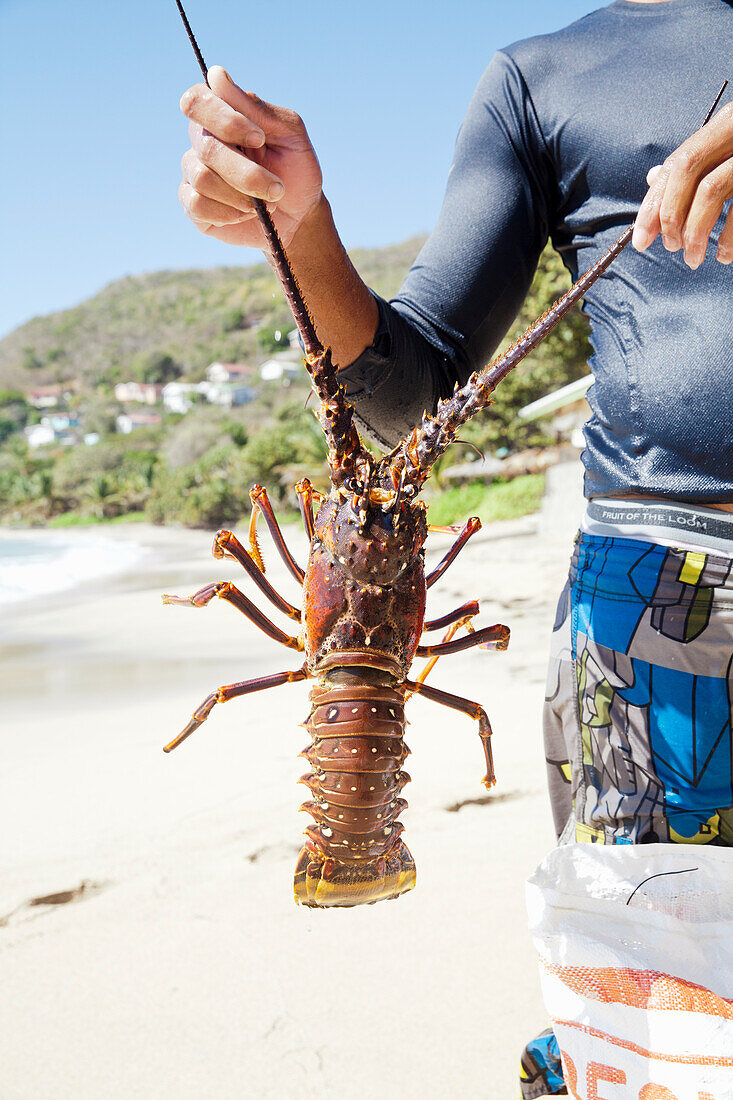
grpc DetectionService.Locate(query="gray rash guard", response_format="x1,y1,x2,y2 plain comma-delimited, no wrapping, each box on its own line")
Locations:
338,0,733,502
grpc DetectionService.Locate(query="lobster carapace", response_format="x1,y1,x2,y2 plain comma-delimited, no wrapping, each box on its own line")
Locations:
165,0,639,907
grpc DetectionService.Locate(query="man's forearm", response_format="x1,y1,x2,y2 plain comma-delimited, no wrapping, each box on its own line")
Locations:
282,195,380,366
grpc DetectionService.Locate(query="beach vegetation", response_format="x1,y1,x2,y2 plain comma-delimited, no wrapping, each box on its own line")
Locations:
426,473,546,526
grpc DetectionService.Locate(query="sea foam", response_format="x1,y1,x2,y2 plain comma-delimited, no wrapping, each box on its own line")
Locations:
0,532,144,606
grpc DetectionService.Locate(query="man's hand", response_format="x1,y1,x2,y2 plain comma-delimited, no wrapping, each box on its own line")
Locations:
632,100,733,268
178,66,324,249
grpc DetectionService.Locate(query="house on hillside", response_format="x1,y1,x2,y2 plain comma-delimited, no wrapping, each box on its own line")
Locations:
114,381,163,405
161,381,202,414
24,414,80,449
28,383,71,409
116,412,163,434
206,362,254,385
259,358,300,384
198,381,254,408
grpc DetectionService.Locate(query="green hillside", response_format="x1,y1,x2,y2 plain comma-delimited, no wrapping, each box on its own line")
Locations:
0,236,590,528
0,237,427,392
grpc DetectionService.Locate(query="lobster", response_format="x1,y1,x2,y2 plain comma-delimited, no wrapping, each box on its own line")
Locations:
164,1,707,908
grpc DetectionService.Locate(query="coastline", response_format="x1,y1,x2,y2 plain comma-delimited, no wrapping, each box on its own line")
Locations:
0,462,584,1099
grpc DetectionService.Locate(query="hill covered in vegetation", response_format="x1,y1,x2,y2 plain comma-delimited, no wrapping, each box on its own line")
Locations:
0,237,427,392
0,236,590,528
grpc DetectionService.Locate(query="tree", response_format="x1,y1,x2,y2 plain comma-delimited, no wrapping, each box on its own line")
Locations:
257,324,290,355
0,391,28,439
162,408,234,469
22,346,42,371
129,350,182,385
81,395,122,437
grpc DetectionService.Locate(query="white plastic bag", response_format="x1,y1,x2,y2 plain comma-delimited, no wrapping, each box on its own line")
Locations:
526,844,733,1100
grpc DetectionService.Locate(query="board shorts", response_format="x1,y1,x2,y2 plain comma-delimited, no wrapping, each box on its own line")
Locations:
521,498,733,1099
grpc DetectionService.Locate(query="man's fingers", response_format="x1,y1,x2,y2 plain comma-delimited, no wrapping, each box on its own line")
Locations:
181,149,256,212
632,166,669,251
207,66,307,144
681,160,733,268
180,82,265,149
189,121,285,202
658,103,733,252
179,182,256,228
201,223,255,245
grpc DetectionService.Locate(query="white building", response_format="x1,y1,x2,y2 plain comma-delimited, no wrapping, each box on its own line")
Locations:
116,412,162,434
161,381,202,414
28,383,77,409
24,423,56,448
114,382,163,405
24,414,80,449
28,385,63,409
206,362,254,385
259,358,299,383
198,381,254,408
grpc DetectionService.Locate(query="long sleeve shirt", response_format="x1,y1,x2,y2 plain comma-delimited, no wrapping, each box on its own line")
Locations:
338,0,733,502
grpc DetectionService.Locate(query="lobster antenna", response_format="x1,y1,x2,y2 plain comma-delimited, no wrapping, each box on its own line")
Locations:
174,0,322,360
389,78,731,489
173,1,371,487
703,79,729,126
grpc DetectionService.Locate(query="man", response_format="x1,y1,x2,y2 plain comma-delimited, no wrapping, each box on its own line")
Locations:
177,0,733,1093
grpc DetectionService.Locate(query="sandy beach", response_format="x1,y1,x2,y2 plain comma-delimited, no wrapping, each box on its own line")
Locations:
1,462,585,1099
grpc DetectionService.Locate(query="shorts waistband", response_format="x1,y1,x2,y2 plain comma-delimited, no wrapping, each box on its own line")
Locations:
582,498,733,554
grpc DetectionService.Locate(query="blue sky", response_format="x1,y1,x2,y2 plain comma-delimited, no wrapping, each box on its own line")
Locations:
0,0,607,337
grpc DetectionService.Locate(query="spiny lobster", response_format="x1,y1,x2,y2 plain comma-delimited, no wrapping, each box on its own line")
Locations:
163,1,651,908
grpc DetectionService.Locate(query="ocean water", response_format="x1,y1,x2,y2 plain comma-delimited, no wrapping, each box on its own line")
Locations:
0,532,144,606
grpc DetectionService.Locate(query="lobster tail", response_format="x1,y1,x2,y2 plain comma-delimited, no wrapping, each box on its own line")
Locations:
385,227,633,493
294,680,416,907
294,840,416,908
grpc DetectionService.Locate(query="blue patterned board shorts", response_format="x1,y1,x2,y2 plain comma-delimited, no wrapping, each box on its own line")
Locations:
521,500,733,1099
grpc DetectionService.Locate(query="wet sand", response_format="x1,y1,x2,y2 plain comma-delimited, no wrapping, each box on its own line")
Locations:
0,462,584,1099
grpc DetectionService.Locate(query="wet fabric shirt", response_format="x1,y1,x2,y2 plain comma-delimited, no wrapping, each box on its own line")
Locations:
339,0,733,502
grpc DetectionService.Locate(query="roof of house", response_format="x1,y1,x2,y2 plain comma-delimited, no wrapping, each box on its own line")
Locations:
518,375,593,422
30,384,64,396
209,362,253,374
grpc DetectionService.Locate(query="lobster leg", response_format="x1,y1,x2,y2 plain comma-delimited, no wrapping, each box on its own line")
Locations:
416,623,509,658
411,618,476,695
164,665,309,752
423,600,479,632
213,529,301,622
426,517,481,588
403,678,497,788
250,485,305,584
162,582,302,650
295,478,315,541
